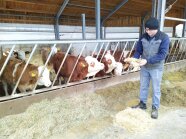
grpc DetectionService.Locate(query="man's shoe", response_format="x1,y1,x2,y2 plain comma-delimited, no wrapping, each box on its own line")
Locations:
131,101,147,110
151,106,158,119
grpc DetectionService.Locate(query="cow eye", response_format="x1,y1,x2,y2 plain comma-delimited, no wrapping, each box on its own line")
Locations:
90,62,95,67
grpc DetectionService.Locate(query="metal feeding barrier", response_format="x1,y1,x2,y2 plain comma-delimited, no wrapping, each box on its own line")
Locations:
0,38,186,101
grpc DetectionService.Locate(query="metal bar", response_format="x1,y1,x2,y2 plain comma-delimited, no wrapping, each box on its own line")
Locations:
54,0,70,40
112,42,120,56
179,39,186,60
165,16,186,22
165,40,176,63
100,23,103,39
101,0,128,24
157,0,162,21
182,7,186,37
119,41,128,62
67,3,110,11
33,44,57,91
152,0,157,17
81,14,86,40
0,38,185,46
0,39,139,45
51,43,72,87
96,42,105,59
159,0,166,31
100,42,110,62
104,26,106,39
12,44,38,95
95,0,101,40
67,43,87,83
0,45,16,77
91,43,99,56
175,39,184,61
170,39,180,62
165,0,178,14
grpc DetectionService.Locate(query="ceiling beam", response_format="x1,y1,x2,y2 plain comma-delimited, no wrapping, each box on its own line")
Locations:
101,0,128,24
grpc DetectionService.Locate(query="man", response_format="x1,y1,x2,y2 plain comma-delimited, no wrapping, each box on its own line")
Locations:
125,17,170,119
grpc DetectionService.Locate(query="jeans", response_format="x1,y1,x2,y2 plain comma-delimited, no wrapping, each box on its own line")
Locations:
139,66,163,109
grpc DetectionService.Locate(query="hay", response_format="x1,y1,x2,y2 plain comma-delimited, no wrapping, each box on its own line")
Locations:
0,93,109,139
114,107,154,133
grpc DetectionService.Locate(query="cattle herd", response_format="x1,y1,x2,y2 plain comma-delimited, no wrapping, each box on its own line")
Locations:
0,46,137,96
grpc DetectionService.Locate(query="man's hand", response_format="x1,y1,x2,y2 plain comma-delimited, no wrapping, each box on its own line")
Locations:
124,57,139,63
124,58,147,66
139,59,147,66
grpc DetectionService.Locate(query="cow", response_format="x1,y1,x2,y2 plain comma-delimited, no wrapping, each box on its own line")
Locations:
0,56,38,96
113,62,123,76
109,49,136,71
49,52,88,83
85,56,105,77
42,47,105,83
37,66,52,87
0,56,52,96
94,50,118,77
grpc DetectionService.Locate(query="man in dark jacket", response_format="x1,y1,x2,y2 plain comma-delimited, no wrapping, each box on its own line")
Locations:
125,17,170,119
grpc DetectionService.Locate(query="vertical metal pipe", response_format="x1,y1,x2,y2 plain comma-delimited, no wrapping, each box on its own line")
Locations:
157,0,162,21
159,0,166,31
54,20,60,40
140,15,145,38
104,26,106,39
54,0,70,40
100,23,103,39
81,14,86,40
95,0,101,40
152,0,157,18
182,7,186,37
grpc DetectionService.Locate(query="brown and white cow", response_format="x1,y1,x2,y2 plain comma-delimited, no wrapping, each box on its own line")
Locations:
94,50,118,77
0,56,38,95
110,49,136,71
51,52,89,83
42,47,105,83
0,55,52,96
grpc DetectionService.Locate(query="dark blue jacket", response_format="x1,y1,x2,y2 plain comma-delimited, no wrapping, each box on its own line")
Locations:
133,30,170,68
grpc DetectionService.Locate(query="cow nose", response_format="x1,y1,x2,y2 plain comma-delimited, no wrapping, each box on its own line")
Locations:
107,59,112,64
90,62,95,67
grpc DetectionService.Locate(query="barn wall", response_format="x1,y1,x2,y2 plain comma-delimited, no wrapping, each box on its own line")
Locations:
0,23,173,40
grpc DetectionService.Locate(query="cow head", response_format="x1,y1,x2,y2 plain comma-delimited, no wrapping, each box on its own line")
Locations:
85,56,105,77
37,66,52,87
113,62,123,76
104,50,117,73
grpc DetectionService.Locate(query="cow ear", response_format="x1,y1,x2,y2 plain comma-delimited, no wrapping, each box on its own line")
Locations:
3,52,7,56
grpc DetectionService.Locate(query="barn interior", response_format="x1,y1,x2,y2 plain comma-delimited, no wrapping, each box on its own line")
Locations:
0,1,186,138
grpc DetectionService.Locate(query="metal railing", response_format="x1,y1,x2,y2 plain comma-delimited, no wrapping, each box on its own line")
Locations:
0,38,185,101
